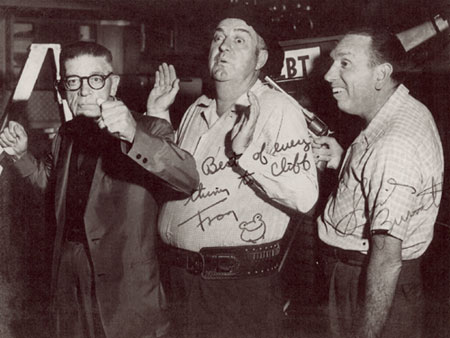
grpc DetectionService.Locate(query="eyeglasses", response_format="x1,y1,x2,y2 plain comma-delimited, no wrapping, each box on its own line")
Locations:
60,72,113,91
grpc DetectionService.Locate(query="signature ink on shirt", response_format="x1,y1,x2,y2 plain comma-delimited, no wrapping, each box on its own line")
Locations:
333,176,443,235
273,138,311,154
201,156,231,176
239,213,266,243
252,138,311,166
238,171,256,188
271,152,311,177
177,197,238,232
184,182,230,206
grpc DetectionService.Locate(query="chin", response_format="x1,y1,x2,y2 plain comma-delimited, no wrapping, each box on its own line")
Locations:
337,102,353,115
337,102,346,112
212,72,229,82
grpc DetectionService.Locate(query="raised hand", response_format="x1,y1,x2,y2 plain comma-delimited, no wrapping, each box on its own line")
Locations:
0,121,28,159
311,135,344,169
231,91,260,155
146,63,179,122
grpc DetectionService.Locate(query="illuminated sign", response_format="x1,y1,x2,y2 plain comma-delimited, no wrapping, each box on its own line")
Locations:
281,46,321,79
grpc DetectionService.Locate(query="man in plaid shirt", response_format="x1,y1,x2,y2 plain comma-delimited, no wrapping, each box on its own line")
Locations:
313,27,444,338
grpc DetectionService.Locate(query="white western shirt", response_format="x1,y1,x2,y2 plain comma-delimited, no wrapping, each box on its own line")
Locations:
159,80,319,252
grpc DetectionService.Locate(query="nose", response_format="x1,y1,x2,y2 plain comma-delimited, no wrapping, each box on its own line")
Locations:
219,36,231,52
79,78,91,96
324,63,338,83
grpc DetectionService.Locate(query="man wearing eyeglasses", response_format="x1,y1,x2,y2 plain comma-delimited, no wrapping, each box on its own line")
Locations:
0,41,199,338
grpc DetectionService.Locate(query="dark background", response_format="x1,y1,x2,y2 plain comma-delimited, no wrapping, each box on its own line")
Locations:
0,0,449,337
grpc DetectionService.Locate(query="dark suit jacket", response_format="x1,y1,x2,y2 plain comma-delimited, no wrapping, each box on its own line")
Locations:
15,114,199,337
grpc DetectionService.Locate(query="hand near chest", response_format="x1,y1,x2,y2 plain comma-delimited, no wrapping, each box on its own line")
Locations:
97,99,137,143
231,91,260,155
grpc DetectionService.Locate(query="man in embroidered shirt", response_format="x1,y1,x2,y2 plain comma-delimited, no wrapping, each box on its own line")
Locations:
147,6,318,338
312,27,444,338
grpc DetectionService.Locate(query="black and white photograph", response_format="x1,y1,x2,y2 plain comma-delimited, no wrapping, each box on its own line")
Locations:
0,1,449,337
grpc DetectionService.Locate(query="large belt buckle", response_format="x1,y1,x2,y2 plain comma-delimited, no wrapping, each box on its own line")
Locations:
200,248,241,280
186,252,204,275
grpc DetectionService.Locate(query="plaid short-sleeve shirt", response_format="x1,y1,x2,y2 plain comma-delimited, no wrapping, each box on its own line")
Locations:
318,85,444,260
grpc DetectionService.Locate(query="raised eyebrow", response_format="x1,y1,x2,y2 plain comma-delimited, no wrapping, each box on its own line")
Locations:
233,28,251,37
214,27,252,37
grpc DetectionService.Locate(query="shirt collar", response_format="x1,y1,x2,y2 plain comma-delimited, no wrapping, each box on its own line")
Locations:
359,84,409,147
197,79,265,126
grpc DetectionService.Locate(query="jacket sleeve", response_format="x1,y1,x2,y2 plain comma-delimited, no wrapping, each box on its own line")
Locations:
13,134,60,192
125,115,199,195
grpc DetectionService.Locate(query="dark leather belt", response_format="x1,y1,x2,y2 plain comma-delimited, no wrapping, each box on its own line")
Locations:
320,244,368,266
161,241,283,280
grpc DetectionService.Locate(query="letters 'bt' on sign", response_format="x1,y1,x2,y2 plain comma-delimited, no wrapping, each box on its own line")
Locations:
280,46,321,79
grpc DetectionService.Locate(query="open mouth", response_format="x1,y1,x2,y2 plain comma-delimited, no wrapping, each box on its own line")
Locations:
332,87,346,99
332,87,345,95
216,53,229,64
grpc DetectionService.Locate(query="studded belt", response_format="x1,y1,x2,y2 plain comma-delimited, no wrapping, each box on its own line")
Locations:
161,240,283,280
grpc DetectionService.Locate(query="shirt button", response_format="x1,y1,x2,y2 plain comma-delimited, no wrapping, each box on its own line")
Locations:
143,158,148,164
136,154,142,159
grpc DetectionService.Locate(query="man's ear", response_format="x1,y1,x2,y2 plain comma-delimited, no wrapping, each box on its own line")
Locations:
109,75,120,96
375,62,393,90
256,49,269,71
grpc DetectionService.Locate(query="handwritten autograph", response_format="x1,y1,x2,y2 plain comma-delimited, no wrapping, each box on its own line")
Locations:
238,170,255,188
177,197,238,232
201,138,312,178
253,138,311,165
239,213,266,243
184,182,230,206
271,152,311,176
201,156,231,176
332,176,443,236
380,177,442,228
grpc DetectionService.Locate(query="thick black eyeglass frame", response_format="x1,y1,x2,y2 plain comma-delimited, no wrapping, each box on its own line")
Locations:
59,72,114,91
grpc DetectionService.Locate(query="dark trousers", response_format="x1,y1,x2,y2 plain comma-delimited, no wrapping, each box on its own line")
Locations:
54,241,106,338
166,266,285,338
323,254,424,338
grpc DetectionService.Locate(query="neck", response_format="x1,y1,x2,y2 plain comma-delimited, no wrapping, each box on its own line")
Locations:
364,83,398,125
215,74,259,116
